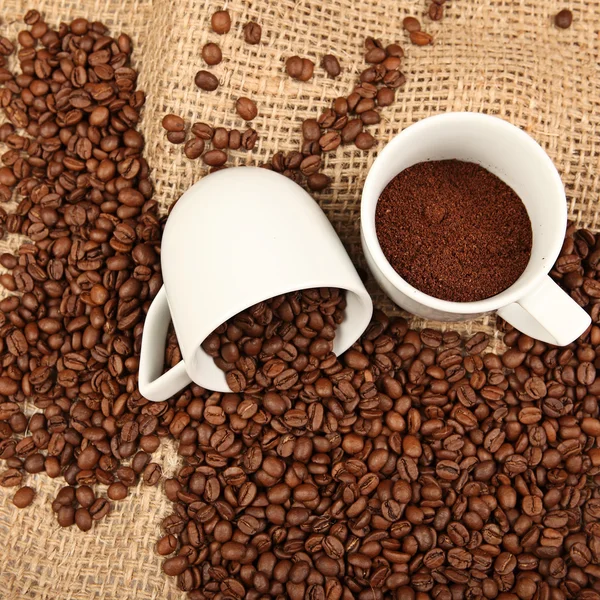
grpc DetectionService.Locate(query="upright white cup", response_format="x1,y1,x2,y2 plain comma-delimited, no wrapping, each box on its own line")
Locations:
361,112,590,346
139,167,373,402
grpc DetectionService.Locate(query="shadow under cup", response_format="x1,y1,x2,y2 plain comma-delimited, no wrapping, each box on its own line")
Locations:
363,113,567,316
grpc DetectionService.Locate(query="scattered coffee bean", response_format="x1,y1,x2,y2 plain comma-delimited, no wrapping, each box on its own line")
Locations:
355,130,375,149
555,8,573,29
212,127,229,149
236,97,258,121
429,2,444,21
243,21,262,45
191,122,214,139
161,114,185,132
184,137,205,159
201,42,222,65
403,16,421,32
0,15,165,532
307,172,331,191
202,149,228,166
166,131,186,144
12,485,35,508
321,54,341,78
211,10,231,34
410,30,434,46
194,70,219,91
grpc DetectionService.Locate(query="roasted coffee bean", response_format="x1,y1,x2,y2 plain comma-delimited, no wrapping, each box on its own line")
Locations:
429,3,444,20
184,137,205,159
12,485,35,508
555,9,573,29
355,131,375,150
303,119,321,141
195,70,219,91
243,21,262,44
162,114,185,132
307,173,331,191
236,97,258,121
322,54,341,78
286,56,314,81
410,31,434,46
211,10,231,34
191,122,214,139
203,149,228,166
202,42,222,65
403,16,421,32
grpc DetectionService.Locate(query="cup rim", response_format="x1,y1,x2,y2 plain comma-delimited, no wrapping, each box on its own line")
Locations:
360,112,567,314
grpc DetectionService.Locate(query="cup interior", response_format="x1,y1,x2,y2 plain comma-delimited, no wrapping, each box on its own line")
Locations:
189,286,373,393
362,113,567,311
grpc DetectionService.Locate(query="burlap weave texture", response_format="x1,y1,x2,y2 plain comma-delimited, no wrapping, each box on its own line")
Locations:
0,0,599,598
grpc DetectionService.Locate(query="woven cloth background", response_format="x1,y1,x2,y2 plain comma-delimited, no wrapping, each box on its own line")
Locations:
1,0,600,598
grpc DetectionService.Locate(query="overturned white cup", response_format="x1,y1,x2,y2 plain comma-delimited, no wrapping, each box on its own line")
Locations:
139,167,373,402
361,112,591,346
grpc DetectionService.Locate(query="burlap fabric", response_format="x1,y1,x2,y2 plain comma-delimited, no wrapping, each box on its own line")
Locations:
0,0,599,598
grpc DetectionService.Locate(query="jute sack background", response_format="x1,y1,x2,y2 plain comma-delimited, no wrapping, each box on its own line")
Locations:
0,0,599,598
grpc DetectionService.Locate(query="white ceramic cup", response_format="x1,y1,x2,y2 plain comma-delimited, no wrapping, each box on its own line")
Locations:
361,112,591,346
139,166,373,402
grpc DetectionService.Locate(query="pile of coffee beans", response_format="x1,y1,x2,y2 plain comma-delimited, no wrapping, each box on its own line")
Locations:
201,288,346,394
154,225,600,599
2,7,599,600
168,2,458,191
0,12,167,530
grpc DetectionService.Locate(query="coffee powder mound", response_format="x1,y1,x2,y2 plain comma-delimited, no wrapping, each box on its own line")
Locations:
375,160,533,302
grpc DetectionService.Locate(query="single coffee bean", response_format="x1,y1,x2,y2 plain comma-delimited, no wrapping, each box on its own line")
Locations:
203,149,228,166
555,9,573,29
322,54,341,78
184,137,205,159
403,17,421,32
307,173,330,191
213,127,230,149
195,70,219,91
191,122,214,139
167,131,186,144
410,31,434,46
355,131,375,150
144,463,162,486
236,97,258,121
202,43,222,65
12,485,35,508
211,10,231,34
75,507,93,532
161,114,185,132
429,3,444,20
243,22,262,44
157,534,178,555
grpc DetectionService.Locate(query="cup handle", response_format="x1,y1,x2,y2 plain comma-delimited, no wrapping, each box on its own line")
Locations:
497,275,591,346
138,286,192,402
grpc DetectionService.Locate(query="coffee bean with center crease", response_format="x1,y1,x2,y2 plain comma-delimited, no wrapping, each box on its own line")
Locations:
236,97,258,121
243,21,262,44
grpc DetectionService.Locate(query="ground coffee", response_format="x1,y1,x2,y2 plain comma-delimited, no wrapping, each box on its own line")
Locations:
376,160,533,302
